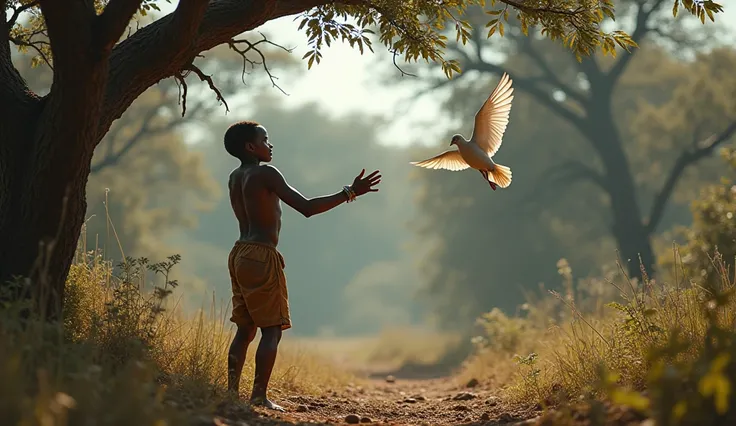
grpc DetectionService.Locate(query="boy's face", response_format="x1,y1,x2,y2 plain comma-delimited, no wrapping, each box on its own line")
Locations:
245,125,273,162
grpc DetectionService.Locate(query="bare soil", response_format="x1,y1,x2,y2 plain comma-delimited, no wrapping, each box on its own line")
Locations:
204,375,541,426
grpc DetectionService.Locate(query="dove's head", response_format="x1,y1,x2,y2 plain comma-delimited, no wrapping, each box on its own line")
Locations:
449,134,464,146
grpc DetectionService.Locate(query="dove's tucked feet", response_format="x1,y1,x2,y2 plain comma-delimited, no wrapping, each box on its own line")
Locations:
250,396,285,412
479,170,497,191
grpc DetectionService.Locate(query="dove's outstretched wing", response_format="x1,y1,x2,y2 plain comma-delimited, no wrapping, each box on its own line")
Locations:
410,150,470,171
471,73,514,157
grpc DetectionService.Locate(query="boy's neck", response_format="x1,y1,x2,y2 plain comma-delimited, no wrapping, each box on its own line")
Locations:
240,155,260,166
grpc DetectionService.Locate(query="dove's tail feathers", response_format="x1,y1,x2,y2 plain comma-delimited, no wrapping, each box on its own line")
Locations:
489,164,512,188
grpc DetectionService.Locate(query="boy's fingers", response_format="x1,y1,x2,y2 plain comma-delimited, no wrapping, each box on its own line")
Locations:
357,169,365,179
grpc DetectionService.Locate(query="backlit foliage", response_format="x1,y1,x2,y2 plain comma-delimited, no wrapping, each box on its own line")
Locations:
4,0,723,77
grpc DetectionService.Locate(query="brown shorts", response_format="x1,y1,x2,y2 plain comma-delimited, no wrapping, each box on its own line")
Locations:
228,241,291,330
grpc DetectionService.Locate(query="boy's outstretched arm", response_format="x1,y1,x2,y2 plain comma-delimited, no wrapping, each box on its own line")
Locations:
262,165,381,218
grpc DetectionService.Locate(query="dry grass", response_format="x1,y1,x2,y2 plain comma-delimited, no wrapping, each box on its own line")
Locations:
461,250,735,413
0,235,354,426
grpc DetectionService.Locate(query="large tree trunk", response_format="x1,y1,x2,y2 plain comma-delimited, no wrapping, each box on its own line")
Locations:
585,106,656,280
0,1,104,319
0,78,100,320
0,123,93,318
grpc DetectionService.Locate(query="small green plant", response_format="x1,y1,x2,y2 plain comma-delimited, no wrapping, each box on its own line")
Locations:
513,352,543,401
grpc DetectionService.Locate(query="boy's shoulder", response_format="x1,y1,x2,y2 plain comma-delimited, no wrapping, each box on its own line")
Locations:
242,164,284,187
254,164,284,179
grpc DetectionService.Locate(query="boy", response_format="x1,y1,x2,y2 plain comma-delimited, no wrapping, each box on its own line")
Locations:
224,120,381,411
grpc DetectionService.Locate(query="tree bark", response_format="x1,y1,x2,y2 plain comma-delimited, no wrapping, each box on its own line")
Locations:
1,0,105,318
583,102,656,280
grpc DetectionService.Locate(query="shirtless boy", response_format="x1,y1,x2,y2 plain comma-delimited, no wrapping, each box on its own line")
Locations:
224,121,381,411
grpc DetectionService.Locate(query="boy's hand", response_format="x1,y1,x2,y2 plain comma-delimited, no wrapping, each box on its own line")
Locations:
351,169,381,197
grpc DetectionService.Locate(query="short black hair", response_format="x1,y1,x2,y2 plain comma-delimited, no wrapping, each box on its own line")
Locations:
224,120,261,159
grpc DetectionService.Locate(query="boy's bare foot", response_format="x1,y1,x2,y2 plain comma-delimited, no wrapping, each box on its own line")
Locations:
250,396,285,412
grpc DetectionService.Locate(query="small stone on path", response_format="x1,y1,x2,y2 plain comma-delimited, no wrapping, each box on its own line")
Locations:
345,414,361,424
296,405,308,412
466,378,479,388
385,375,396,383
453,392,477,401
360,417,372,423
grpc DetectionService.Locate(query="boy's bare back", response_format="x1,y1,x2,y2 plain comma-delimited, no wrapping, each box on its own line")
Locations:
228,165,283,247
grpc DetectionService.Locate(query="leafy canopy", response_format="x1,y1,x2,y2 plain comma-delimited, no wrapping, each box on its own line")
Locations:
5,0,723,78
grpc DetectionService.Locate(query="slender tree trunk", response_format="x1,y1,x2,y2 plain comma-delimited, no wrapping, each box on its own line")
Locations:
584,107,656,280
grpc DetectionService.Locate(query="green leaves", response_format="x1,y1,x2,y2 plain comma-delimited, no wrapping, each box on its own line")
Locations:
291,0,657,79
297,6,375,70
6,0,726,79
672,0,724,22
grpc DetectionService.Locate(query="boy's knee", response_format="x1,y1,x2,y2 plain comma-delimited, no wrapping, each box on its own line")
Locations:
260,326,282,347
236,324,257,342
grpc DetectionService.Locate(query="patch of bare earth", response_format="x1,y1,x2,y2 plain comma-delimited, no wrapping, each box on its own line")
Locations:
203,376,541,426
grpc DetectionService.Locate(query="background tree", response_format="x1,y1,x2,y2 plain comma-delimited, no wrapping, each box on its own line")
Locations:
403,35,736,326
404,0,731,281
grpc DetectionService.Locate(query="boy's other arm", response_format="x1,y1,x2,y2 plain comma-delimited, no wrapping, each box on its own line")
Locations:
261,165,381,218
261,165,349,218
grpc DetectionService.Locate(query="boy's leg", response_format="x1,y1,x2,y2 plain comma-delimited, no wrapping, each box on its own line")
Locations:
250,325,284,411
227,324,257,395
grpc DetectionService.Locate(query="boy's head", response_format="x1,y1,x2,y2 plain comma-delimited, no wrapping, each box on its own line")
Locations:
224,120,273,163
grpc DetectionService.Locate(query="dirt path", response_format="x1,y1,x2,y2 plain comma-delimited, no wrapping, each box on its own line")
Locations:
208,375,541,426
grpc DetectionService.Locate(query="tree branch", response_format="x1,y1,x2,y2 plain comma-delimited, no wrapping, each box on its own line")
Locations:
100,0,334,140
38,0,96,73
464,60,586,132
7,0,39,28
9,35,53,69
497,0,590,16
0,0,34,103
519,36,588,107
519,159,608,208
228,33,294,95
607,0,667,82
94,0,147,53
176,62,230,115
646,120,736,234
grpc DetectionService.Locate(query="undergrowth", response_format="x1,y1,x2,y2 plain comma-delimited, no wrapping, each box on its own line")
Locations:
0,231,353,426
464,147,736,425
466,249,735,425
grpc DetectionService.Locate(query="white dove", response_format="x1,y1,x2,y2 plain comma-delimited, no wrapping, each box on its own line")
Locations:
410,73,514,191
